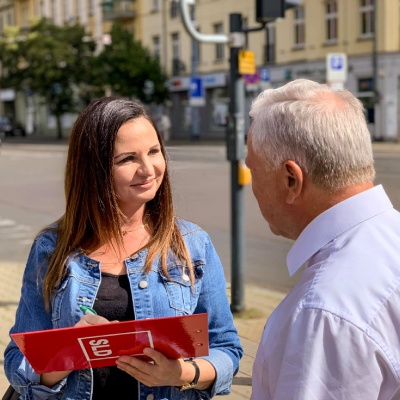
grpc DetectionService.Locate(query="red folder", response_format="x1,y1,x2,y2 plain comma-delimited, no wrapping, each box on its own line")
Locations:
11,313,209,374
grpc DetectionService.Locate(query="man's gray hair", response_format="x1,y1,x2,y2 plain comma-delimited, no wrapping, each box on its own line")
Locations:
249,79,375,191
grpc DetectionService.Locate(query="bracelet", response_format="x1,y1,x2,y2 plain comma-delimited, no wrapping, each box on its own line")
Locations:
176,359,200,391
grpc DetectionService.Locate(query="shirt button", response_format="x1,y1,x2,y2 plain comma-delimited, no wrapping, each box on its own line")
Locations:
146,395,154,400
182,274,190,281
139,280,148,289
130,254,139,260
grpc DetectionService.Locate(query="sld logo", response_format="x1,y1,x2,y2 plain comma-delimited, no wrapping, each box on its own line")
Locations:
88,339,112,357
78,331,152,363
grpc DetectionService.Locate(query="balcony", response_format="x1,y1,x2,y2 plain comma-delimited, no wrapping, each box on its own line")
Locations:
101,0,136,21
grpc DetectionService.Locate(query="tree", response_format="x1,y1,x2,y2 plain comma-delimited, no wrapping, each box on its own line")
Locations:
94,23,169,105
0,19,97,139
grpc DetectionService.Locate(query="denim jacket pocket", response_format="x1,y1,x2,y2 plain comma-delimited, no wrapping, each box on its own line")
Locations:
160,262,204,314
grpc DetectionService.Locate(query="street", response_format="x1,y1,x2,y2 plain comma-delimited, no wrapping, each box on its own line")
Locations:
0,139,399,394
0,141,400,292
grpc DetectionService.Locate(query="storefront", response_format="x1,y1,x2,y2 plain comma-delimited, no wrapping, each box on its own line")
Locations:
168,72,228,141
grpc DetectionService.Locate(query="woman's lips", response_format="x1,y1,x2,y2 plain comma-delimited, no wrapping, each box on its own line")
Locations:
131,179,154,189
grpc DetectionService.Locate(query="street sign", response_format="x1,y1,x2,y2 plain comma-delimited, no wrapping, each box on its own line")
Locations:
259,67,270,82
238,50,256,75
189,76,205,107
326,53,347,85
243,70,260,85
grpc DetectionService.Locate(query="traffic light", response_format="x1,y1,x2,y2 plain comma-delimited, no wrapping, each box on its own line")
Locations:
255,0,301,23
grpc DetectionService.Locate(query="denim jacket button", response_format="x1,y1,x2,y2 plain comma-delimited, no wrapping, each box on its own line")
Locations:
130,254,139,260
139,280,148,289
146,394,154,400
182,273,190,281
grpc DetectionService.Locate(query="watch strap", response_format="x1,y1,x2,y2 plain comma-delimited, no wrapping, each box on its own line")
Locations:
176,359,200,391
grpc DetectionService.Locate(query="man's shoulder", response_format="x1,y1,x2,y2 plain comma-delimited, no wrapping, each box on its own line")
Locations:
297,246,400,331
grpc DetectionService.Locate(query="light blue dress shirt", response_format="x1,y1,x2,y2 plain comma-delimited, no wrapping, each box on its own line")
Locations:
252,185,400,400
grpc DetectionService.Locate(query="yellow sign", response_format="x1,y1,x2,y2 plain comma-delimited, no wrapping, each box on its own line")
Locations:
238,50,256,75
238,161,252,185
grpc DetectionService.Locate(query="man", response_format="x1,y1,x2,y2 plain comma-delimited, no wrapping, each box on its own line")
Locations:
246,79,400,399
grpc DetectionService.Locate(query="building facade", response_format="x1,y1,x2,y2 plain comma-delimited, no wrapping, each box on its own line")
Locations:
139,0,399,141
0,0,137,135
1,0,399,141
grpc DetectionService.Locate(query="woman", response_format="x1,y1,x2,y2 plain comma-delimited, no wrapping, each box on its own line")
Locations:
4,98,243,399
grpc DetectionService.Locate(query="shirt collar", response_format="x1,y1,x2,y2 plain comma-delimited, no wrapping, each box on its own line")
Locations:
286,185,393,277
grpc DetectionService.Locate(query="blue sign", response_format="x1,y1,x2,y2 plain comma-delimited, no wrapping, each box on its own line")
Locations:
259,68,270,82
189,76,205,107
243,70,260,85
326,53,347,83
330,55,344,70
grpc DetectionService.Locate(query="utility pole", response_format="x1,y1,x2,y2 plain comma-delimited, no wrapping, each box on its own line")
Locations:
226,13,246,312
190,4,200,140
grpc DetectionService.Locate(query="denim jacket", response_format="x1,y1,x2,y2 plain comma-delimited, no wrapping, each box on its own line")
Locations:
4,219,243,400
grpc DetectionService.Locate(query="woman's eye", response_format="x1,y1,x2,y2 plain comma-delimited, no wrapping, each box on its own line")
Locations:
149,148,160,155
117,155,135,164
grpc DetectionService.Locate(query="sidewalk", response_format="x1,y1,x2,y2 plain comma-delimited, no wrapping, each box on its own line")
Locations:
0,261,286,397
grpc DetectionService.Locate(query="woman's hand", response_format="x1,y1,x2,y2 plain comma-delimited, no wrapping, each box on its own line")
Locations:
40,315,114,387
74,314,112,327
115,348,195,387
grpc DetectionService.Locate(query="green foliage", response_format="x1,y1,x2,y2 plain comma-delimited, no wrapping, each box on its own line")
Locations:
0,19,96,116
95,23,169,104
0,19,169,138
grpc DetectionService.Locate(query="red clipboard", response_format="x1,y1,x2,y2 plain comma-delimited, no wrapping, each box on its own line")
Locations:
11,313,209,373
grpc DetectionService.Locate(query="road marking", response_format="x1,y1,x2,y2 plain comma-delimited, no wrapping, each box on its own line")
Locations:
0,217,33,243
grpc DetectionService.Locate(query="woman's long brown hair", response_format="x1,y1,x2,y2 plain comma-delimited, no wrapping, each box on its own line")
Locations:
42,98,193,310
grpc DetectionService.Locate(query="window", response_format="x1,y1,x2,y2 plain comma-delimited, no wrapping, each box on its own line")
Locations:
325,0,338,42
171,32,183,75
242,17,249,48
294,7,305,47
89,0,95,15
360,0,374,36
153,35,160,59
152,0,160,12
6,11,13,26
172,32,180,60
193,30,201,64
34,0,44,17
21,2,29,27
170,0,179,18
264,22,276,64
214,23,224,62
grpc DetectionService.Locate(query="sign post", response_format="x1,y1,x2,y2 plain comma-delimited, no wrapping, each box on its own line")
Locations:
189,76,205,107
326,53,347,89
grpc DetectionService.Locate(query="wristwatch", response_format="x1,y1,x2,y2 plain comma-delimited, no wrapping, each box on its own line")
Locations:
176,359,200,391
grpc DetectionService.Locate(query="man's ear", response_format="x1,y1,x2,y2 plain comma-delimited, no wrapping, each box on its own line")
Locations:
282,160,303,204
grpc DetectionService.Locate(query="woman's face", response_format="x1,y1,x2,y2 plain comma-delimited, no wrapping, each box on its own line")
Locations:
112,117,166,212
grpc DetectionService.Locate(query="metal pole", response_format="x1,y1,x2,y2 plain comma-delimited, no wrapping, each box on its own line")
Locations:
190,5,200,140
227,13,245,313
372,0,380,140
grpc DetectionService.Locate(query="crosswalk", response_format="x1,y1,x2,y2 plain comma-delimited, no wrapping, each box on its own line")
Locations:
0,217,34,246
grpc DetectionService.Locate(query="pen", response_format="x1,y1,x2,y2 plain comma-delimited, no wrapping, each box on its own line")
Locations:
80,305,97,315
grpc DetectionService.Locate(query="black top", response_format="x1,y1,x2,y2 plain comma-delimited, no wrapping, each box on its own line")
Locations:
92,272,138,400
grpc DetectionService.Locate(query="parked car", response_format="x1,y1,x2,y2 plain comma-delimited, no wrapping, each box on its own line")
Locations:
0,116,26,137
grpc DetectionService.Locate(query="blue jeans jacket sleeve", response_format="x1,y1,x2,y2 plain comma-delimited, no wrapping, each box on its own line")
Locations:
192,234,243,398
4,237,67,399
